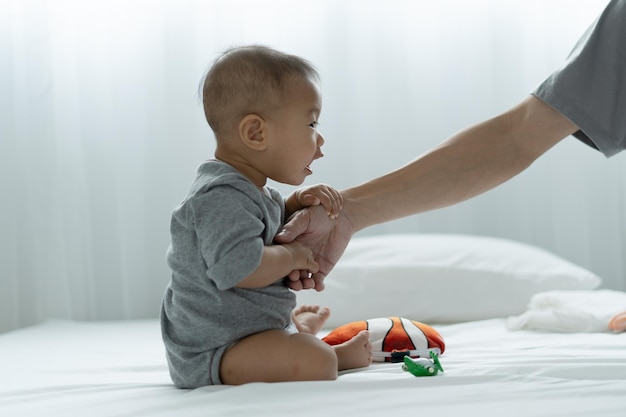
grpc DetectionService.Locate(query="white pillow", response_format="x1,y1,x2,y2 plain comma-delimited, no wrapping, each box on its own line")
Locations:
295,234,602,327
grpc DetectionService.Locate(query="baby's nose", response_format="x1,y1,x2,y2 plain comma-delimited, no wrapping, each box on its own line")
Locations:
317,131,325,147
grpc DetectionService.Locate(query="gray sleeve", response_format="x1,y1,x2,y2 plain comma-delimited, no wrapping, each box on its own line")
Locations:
532,0,626,157
190,185,265,290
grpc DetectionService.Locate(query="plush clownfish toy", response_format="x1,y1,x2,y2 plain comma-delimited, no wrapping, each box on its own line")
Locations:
322,317,445,363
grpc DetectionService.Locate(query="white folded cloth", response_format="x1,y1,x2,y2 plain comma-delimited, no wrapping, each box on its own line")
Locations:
507,289,626,333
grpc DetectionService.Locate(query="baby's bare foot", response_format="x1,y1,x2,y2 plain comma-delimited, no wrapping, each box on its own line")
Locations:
334,330,373,371
292,305,331,335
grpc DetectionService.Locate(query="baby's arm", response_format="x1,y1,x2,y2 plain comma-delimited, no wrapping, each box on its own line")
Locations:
285,184,343,219
236,185,341,289
235,241,318,289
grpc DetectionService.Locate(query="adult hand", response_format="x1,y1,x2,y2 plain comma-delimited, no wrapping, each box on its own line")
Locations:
275,204,355,292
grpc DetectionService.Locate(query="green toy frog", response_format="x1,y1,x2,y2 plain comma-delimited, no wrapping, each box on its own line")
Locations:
402,351,444,377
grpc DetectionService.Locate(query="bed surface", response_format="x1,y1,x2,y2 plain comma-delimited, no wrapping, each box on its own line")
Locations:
1,318,625,417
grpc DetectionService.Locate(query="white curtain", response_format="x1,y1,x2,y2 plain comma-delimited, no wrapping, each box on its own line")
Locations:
2,0,622,333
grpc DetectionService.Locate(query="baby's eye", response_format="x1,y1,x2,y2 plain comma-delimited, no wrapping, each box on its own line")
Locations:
309,121,319,129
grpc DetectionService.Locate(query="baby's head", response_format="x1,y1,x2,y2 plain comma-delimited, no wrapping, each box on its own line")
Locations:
201,45,320,140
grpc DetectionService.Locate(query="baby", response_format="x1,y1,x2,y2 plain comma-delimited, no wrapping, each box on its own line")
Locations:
160,45,372,388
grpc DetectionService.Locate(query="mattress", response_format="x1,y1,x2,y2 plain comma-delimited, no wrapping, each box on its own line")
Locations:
1,318,625,417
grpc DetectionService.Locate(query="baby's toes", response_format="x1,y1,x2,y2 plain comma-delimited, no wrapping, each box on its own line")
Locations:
318,307,331,320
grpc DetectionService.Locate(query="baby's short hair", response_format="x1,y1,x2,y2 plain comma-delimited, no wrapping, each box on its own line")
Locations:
201,45,319,138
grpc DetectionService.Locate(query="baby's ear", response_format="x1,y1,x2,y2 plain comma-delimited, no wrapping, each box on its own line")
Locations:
238,114,267,151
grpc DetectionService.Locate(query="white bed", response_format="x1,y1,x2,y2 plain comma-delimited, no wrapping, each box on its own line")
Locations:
2,234,625,417
2,318,625,417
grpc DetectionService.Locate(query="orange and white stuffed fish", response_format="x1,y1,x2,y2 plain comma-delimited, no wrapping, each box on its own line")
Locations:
323,317,445,362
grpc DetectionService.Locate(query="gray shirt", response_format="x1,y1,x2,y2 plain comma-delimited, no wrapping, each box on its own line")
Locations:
161,160,296,386
533,0,626,157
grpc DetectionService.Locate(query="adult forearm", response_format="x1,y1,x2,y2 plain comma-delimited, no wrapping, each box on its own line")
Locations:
342,96,576,232
343,121,523,230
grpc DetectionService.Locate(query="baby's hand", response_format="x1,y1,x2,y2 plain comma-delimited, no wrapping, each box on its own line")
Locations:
282,241,319,274
289,184,343,219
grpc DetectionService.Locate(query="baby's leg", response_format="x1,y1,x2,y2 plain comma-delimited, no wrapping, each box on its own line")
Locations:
332,330,373,371
291,304,330,335
220,329,338,385
292,304,372,370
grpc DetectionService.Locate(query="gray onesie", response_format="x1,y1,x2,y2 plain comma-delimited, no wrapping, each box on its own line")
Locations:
161,160,296,388
533,0,626,157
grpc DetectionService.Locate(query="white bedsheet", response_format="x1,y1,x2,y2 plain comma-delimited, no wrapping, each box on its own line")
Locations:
1,319,625,417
